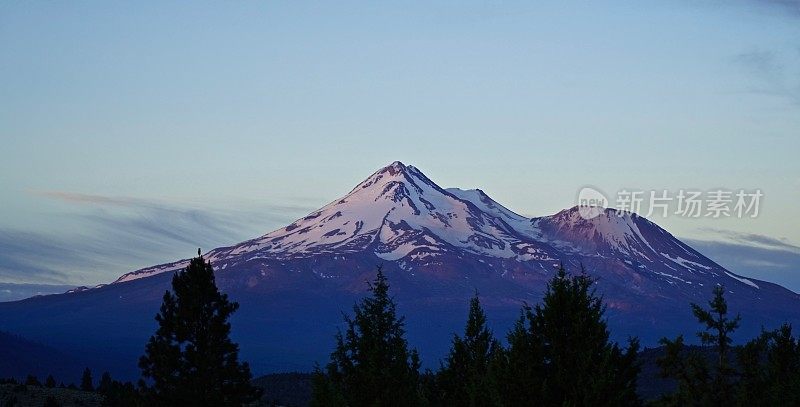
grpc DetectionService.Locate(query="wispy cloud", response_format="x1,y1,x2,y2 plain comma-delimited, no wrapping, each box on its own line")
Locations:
697,227,800,252
686,227,800,292
686,238,800,293
31,191,141,207
732,47,800,105
733,50,782,81
0,229,97,284
0,191,315,286
701,1,800,106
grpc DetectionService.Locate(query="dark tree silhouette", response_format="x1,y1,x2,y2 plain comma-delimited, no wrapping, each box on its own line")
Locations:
45,374,56,388
25,374,40,386
81,367,94,391
311,266,421,406
737,323,800,406
500,304,545,406
658,285,740,406
435,292,503,406
692,285,740,382
138,250,260,406
99,374,142,407
502,265,640,406
97,372,113,394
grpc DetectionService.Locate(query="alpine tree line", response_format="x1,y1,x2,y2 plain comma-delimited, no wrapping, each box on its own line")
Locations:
310,266,800,406
4,252,799,406
310,266,641,407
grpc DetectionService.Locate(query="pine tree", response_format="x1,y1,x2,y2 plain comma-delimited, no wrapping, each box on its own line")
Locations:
658,285,740,406
81,367,94,391
737,323,800,406
692,284,739,401
45,374,56,388
100,378,142,407
498,305,545,406
97,372,113,394
311,266,422,407
310,364,346,407
764,324,800,405
138,250,261,406
656,334,711,406
418,369,439,406
503,265,641,406
435,292,503,406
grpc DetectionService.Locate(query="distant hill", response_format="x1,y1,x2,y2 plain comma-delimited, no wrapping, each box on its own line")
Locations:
0,283,74,302
0,331,85,385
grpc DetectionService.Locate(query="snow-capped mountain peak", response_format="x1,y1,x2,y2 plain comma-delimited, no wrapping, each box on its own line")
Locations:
347,161,433,197
445,187,540,238
533,207,657,256
115,162,768,297
197,161,555,265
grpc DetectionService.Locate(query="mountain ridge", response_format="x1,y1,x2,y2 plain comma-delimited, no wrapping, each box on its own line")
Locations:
113,161,772,300
1,161,797,379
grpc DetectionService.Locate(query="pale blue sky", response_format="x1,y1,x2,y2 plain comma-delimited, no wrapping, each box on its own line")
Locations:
1,1,799,290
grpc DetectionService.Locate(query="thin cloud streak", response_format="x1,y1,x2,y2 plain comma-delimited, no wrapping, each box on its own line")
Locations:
0,229,88,284
33,190,317,215
0,191,316,285
697,227,800,252
31,191,141,207
701,1,800,106
686,238,800,293
732,49,800,106
686,227,800,292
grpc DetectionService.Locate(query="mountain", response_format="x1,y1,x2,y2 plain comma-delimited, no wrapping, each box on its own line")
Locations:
0,283,76,302
1,161,798,380
115,161,558,284
0,330,85,384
